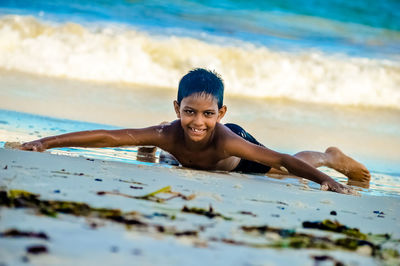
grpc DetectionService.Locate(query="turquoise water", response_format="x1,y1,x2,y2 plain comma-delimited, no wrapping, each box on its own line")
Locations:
1,1,399,108
1,0,399,58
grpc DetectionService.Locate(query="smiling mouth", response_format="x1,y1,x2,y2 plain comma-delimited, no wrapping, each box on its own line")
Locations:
189,127,206,134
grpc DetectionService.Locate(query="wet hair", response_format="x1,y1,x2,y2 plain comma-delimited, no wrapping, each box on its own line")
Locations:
177,68,224,108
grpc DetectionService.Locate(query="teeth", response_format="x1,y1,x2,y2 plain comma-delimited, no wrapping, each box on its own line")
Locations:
191,128,204,132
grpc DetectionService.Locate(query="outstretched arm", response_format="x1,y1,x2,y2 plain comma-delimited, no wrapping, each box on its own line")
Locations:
273,153,352,193
225,135,353,194
20,126,164,152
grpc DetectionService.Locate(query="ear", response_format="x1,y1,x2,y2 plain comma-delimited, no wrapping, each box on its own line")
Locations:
173,100,181,118
217,105,227,122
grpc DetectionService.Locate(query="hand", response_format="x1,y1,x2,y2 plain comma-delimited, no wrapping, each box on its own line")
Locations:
20,140,47,152
321,179,358,195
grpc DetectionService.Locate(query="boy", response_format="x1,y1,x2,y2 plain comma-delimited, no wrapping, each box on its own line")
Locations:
20,69,370,194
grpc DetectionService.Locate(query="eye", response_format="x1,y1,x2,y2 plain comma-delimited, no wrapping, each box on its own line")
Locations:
184,109,194,115
204,111,215,117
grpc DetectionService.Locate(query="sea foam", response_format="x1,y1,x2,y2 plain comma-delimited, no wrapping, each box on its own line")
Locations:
1,15,399,109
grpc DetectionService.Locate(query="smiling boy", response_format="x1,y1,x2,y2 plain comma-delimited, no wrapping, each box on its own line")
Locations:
20,68,370,194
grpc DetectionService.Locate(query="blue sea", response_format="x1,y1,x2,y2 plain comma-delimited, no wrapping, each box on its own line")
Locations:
0,1,399,197
0,0,399,108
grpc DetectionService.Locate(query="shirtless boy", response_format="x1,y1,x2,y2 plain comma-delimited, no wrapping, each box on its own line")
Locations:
20,68,371,194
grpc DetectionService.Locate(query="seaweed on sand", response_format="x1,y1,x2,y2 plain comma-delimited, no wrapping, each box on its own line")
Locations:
302,220,369,239
0,190,135,221
240,220,399,261
0,229,49,240
181,205,232,220
0,189,197,237
97,185,195,203
1,189,398,262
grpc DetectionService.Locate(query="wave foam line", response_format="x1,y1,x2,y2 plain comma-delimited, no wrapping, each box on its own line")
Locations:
1,15,400,109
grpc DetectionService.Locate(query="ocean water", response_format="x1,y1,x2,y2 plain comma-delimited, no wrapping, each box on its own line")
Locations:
0,1,399,197
0,0,399,108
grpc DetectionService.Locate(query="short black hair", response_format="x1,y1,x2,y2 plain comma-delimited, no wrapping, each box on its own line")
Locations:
177,68,224,108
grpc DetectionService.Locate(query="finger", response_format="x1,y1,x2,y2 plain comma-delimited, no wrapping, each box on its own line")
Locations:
345,186,360,196
320,184,329,191
19,144,30,150
330,184,347,194
341,185,357,195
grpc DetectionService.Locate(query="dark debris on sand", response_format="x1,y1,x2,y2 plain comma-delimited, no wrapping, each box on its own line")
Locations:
0,229,49,240
26,245,48,254
1,189,399,263
181,205,232,220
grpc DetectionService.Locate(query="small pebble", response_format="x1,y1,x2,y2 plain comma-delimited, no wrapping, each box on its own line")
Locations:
233,184,242,189
26,245,47,254
239,211,257,217
90,222,98,229
377,214,385,218
330,211,337,216
53,190,60,193
3,165,7,170
277,206,285,210
95,178,103,182
132,248,142,256
271,214,280,218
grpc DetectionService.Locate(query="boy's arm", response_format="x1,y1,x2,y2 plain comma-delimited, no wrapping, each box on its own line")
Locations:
20,126,165,152
224,135,353,194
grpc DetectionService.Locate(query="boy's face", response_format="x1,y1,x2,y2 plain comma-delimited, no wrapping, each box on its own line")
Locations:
174,93,226,143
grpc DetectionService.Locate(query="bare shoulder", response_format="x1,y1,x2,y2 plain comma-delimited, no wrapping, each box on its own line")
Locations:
151,120,182,149
214,123,242,140
214,123,274,158
213,123,243,149
155,120,181,136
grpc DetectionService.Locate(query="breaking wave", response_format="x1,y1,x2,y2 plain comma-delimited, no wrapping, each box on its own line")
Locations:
1,15,399,109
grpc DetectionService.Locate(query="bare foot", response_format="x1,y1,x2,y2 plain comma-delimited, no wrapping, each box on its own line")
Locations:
137,146,157,163
325,147,371,183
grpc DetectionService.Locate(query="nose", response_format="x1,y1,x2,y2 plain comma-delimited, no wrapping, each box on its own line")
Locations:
192,113,204,126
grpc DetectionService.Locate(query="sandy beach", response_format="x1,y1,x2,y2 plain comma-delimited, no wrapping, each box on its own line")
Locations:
1,2,399,265
1,148,399,265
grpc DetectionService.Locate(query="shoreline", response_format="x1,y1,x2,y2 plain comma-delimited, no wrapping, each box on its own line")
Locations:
1,69,400,171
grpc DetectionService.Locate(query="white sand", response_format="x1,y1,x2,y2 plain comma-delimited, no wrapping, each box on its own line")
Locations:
1,149,399,265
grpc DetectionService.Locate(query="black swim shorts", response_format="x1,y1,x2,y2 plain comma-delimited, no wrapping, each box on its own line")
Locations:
225,123,271,174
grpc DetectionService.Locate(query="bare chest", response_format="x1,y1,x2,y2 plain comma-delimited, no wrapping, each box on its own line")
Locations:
168,146,224,170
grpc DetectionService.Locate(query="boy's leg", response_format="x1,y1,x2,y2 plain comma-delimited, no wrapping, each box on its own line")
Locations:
271,147,370,184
